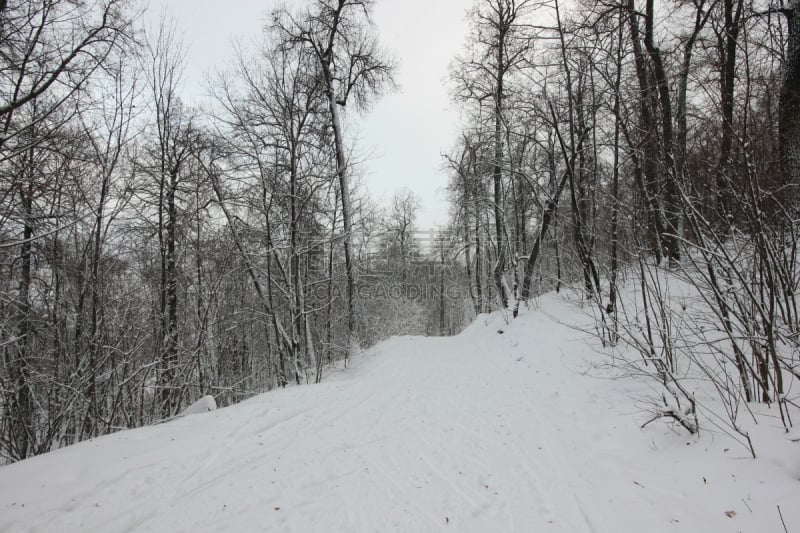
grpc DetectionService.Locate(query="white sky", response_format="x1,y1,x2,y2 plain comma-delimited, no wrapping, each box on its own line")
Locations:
145,0,471,229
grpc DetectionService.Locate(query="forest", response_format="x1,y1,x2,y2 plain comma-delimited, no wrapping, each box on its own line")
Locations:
444,0,798,455
1,0,798,463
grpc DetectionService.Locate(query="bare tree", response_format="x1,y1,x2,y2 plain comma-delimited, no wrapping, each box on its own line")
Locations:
0,0,135,159
139,20,196,418
453,0,533,309
384,188,419,282
272,0,395,362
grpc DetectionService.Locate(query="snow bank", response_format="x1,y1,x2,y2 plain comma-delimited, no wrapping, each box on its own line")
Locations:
180,395,217,416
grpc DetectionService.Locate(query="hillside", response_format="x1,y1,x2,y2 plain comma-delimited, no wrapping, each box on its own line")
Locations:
0,291,797,532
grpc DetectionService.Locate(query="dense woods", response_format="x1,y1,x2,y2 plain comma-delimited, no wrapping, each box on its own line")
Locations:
0,0,469,462
1,0,798,462
445,0,799,453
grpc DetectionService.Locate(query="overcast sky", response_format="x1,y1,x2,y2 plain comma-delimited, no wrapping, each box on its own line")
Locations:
146,0,471,229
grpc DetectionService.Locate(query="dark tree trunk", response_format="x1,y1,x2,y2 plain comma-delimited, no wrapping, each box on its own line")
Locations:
463,204,476,314
10,183,35,459
610,6,624,318
628,0,668,263
161,170,179,418
716,0,745,219
781,0,800,189
642,0,681,263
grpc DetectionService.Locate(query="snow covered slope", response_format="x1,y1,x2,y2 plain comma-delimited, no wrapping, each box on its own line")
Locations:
0,293,798,532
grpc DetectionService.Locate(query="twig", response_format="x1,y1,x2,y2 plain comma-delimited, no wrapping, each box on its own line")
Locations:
778,505,789,533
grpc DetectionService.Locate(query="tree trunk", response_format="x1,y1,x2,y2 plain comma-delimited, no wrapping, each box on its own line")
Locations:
642,0,681,263
86,167,109,435
10,182,35,459
780,0,800,187
161,169,179,418
325,187,339,370
493,20,509,309
609,6,624,322
323,67,357,363
468,147,485,314
463,203,476,315
628,0,669,263
716,0,744,220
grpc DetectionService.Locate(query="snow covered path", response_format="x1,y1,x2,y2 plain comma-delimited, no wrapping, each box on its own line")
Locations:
1,294,798,532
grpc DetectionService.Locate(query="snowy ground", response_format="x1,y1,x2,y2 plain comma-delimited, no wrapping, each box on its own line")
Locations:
0,292,798,532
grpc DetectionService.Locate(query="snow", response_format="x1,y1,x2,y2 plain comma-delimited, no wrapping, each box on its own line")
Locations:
180,395,217,417
0,292,798,532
